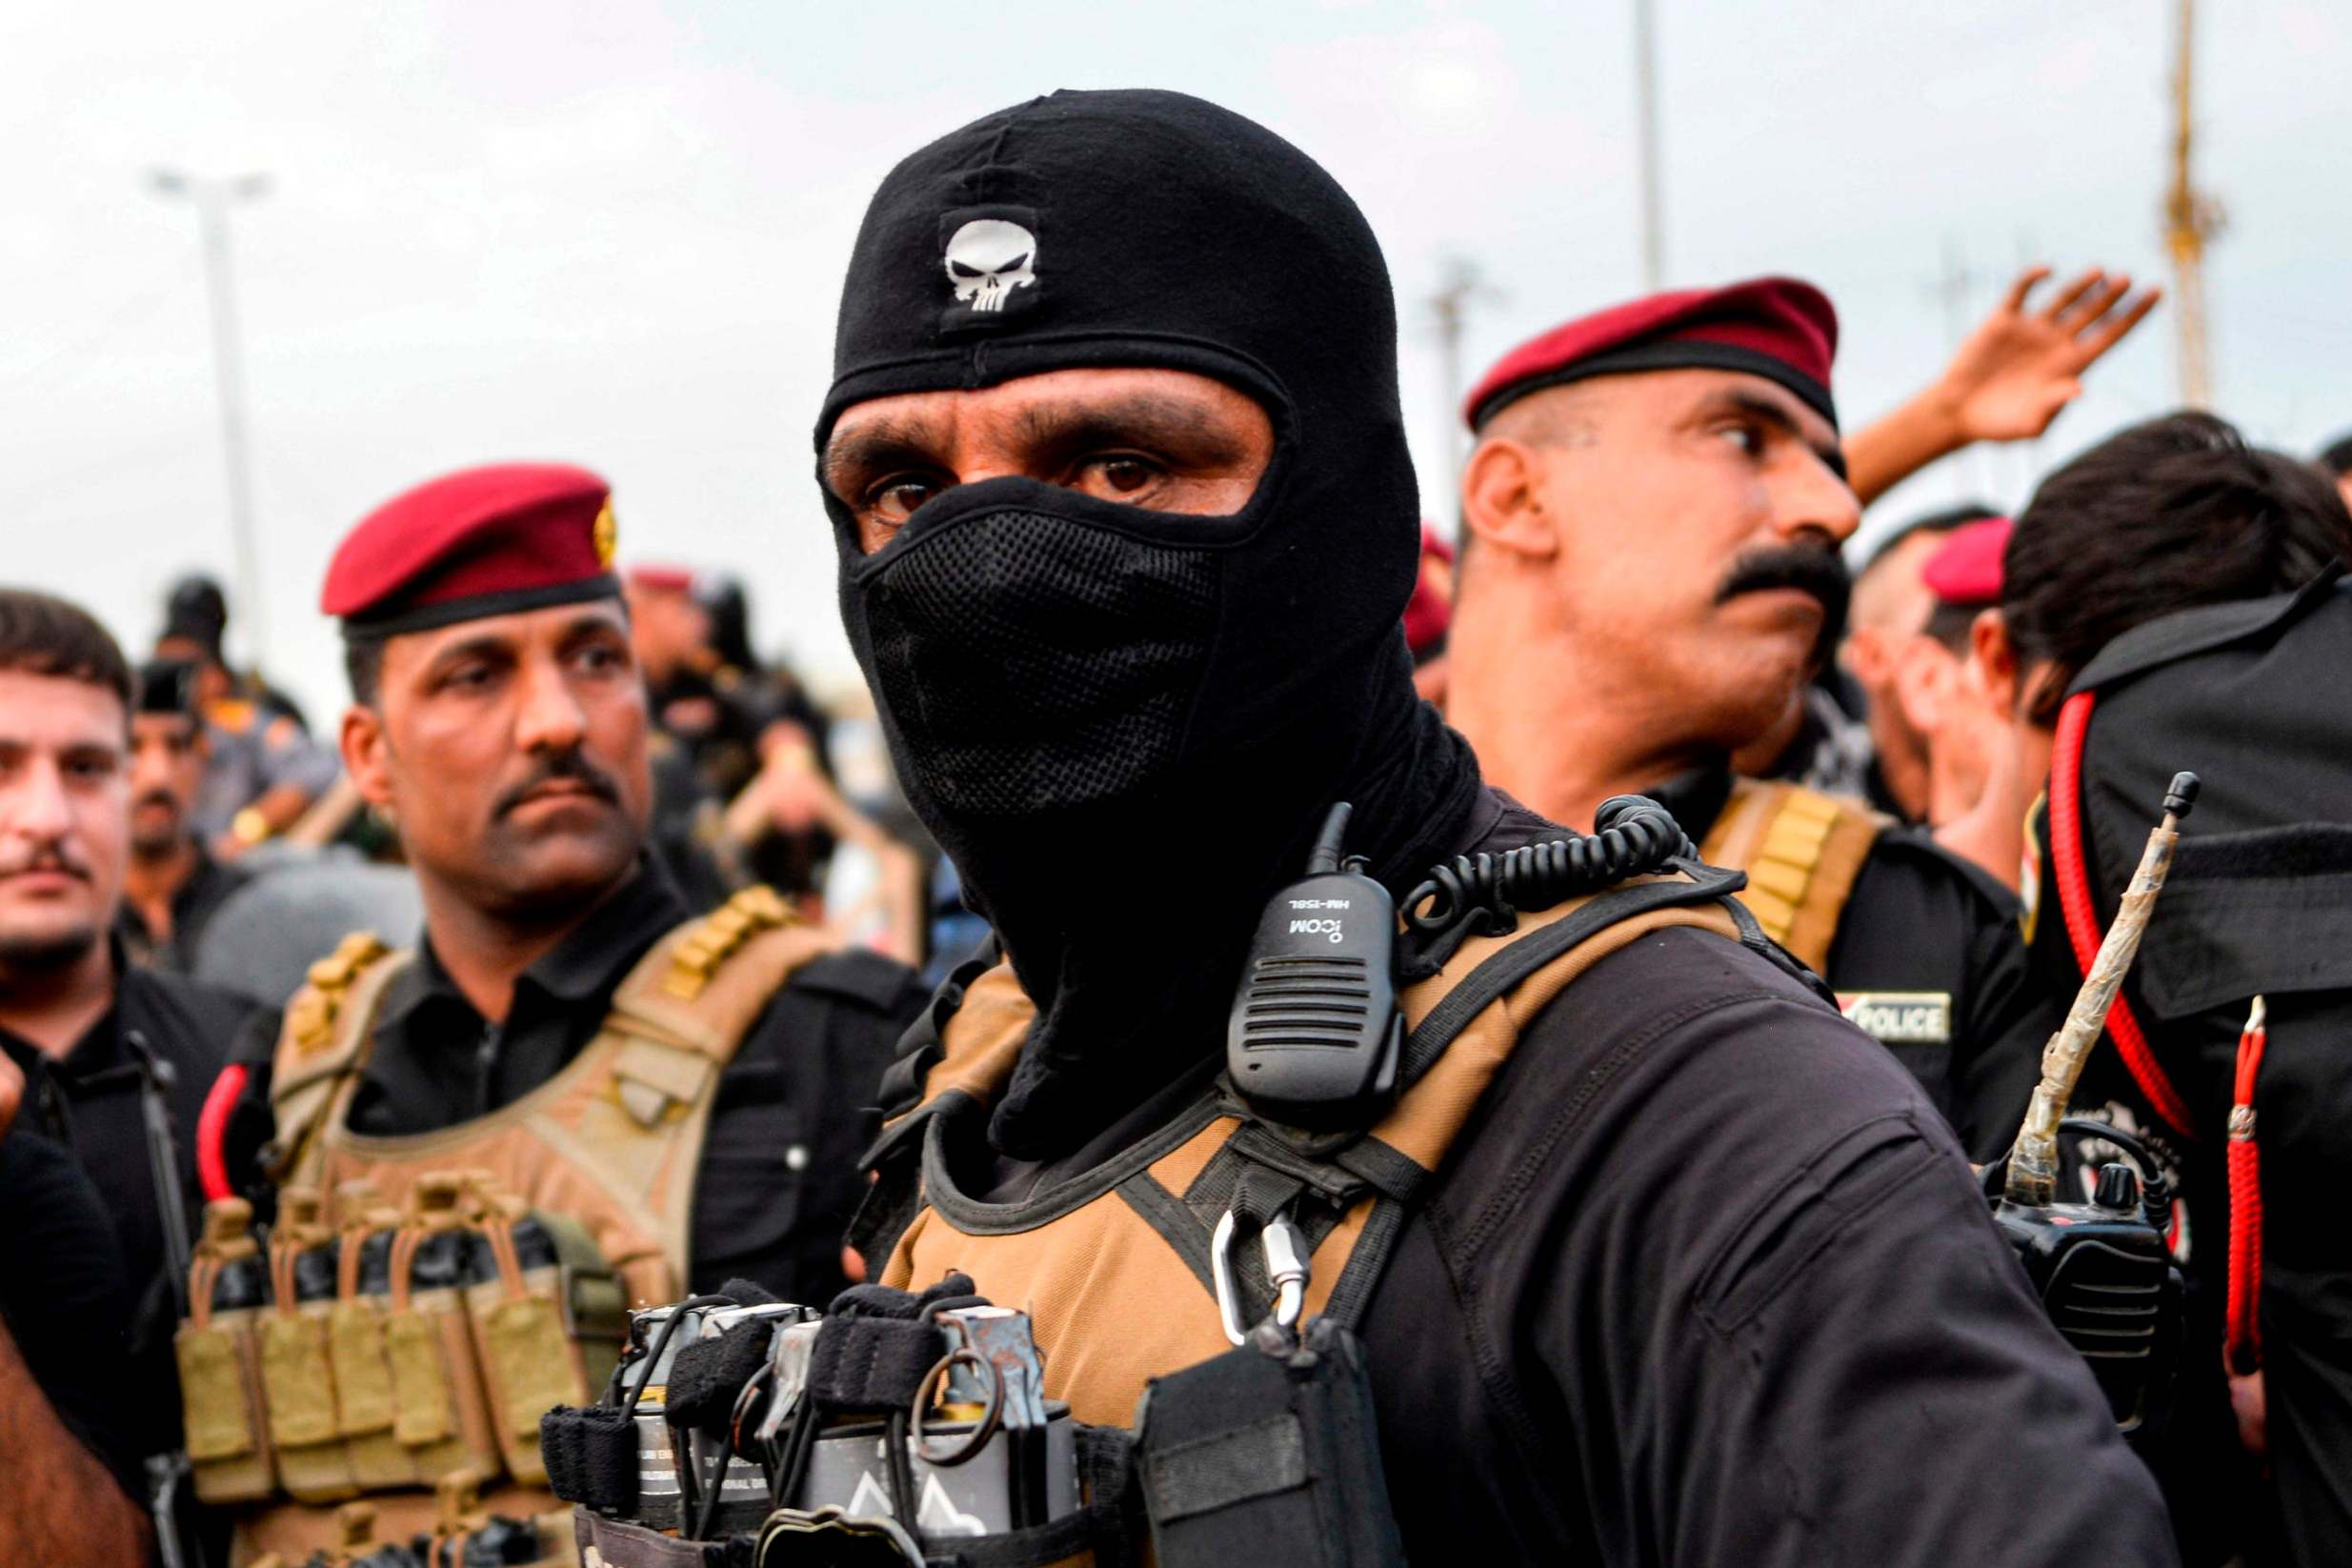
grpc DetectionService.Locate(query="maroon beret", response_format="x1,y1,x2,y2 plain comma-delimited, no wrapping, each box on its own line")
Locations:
1921,514,2013,609
1465,276,1839,432
322,462,619,637
625,563,696,595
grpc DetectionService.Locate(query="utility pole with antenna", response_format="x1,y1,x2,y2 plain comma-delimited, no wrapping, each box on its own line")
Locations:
151,168,271,671
1428,257,1503,488
2164,0,2223,410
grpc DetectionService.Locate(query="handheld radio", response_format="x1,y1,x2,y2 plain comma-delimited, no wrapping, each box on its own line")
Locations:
1987,772,2197,1437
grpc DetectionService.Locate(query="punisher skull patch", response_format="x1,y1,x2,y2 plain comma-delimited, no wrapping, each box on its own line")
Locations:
937,205,1042,331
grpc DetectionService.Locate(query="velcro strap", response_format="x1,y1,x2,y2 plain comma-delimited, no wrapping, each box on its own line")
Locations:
806,1315,939,1413
665,1320,774,1435
540,1403,638,1511
1141,1413,1308,1524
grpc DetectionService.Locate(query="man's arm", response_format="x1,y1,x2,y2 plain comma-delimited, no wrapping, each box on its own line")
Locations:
1524,933,2177,1565
0,1310,151,1567
0,1092,153,1567
1845,266,2161,506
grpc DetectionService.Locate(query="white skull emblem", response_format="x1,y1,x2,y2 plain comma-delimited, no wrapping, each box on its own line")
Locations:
943,218,1037,312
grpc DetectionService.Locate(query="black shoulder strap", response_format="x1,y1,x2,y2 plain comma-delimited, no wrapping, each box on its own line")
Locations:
1397,862,1748,1089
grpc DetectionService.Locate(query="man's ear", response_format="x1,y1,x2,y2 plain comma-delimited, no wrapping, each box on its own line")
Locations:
1969,608,2020,715
1890,636,1958,736
1459,437,1558,562
340,704,393,811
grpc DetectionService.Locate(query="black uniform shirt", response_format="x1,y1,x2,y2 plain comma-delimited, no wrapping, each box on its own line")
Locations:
0,957,249,1298
0,1130,144,1498
232,866,929,1302
965,790,2177,1564
115,847,250,975
1650,761,2057,1159
0,956,252,1460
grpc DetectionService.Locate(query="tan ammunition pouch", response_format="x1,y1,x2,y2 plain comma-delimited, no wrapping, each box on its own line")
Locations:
868,872,1746,1432
1699,778,1887,975
176,887,837,1565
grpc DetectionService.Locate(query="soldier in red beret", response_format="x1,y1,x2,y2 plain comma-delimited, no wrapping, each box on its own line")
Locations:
191,462,927,1562
1445,278,2058,1162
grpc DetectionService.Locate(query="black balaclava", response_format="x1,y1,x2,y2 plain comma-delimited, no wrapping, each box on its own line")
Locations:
816,90,1481,1159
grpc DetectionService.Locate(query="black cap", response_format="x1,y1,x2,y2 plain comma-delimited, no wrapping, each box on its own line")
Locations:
136,658,200,717
162,574,229,656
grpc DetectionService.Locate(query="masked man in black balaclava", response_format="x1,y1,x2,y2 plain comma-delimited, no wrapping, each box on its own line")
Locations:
820,90,2174,1564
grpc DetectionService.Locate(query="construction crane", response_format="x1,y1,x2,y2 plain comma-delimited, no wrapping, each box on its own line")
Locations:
2164,0,2224,409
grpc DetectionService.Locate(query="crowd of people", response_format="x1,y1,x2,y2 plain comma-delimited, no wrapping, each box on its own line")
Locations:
2,84,2347,1568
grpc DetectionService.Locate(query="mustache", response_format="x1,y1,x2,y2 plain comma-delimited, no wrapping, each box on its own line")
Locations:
133,789,180,814
0,842,92,881
493,750,622,818
1716,542,1852,656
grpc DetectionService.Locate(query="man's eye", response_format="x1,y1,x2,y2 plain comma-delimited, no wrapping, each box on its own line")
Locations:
1717,423,1765,458
576,644,626,673
1082,455,1162,495
67,755,117,781
868,478,940,522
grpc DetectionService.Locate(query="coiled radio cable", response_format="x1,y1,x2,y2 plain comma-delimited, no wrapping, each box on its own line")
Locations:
1401,794,1693,972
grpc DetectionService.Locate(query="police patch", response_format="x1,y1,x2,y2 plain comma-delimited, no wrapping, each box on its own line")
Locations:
1838,991,1953,1044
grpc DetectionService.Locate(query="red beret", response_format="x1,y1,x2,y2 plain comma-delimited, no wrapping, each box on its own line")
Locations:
1921,515,2013,608
1402,524,1457,660
1465,276,1839,432
322,462,619,637
626,564,697,594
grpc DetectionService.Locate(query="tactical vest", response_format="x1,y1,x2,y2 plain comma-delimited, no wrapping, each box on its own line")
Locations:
861,871,1750,1433
175,886,838,1566
1699,778,1886,975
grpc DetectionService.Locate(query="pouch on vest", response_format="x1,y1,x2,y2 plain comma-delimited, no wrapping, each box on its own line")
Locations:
382,1172,506,1490
1135,1318,1403,1568
259,1186,362,1503
463,1179,626,1487
330,1187,423,1492
177,1197,278,1503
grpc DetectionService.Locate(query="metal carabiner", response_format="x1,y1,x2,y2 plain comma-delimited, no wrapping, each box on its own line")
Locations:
1211,1208,1312,1345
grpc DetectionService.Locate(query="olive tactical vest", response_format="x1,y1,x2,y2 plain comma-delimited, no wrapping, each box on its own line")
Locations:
1699,778,1888,976
863,873,1750,1432
176,886,837,1566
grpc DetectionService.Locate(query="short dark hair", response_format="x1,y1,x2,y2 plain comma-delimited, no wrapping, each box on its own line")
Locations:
0,589,133,712
2006,412,2352,724
344,634,386,707
2317,431,2352,480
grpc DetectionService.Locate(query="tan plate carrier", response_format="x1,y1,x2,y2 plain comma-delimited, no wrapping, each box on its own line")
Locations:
177,887,839,1566
870,872,1747,1433
1698,779,1888,976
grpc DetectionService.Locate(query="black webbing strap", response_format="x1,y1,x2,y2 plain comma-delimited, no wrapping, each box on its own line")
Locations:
806,1316,942,1414
1398,864,1744,1091
541,1403,639,1512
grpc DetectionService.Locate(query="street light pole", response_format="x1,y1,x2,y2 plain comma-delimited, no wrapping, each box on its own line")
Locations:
151,169,271,671
1632,0,1665,290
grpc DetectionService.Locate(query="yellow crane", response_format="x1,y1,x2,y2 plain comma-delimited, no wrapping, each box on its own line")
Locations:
2164,0,2224,409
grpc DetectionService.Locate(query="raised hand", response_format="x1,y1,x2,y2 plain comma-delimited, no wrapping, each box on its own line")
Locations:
1845,264,2163,507
1939,267,2162,443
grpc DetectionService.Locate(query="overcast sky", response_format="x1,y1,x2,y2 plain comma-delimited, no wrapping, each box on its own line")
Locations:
5,0,2345,722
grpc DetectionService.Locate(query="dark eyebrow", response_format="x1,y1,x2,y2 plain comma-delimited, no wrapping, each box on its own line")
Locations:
822,415,949,498
1008,392,1241,461
555,610,630,649
422,631,517,678
1706,387,1848,481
